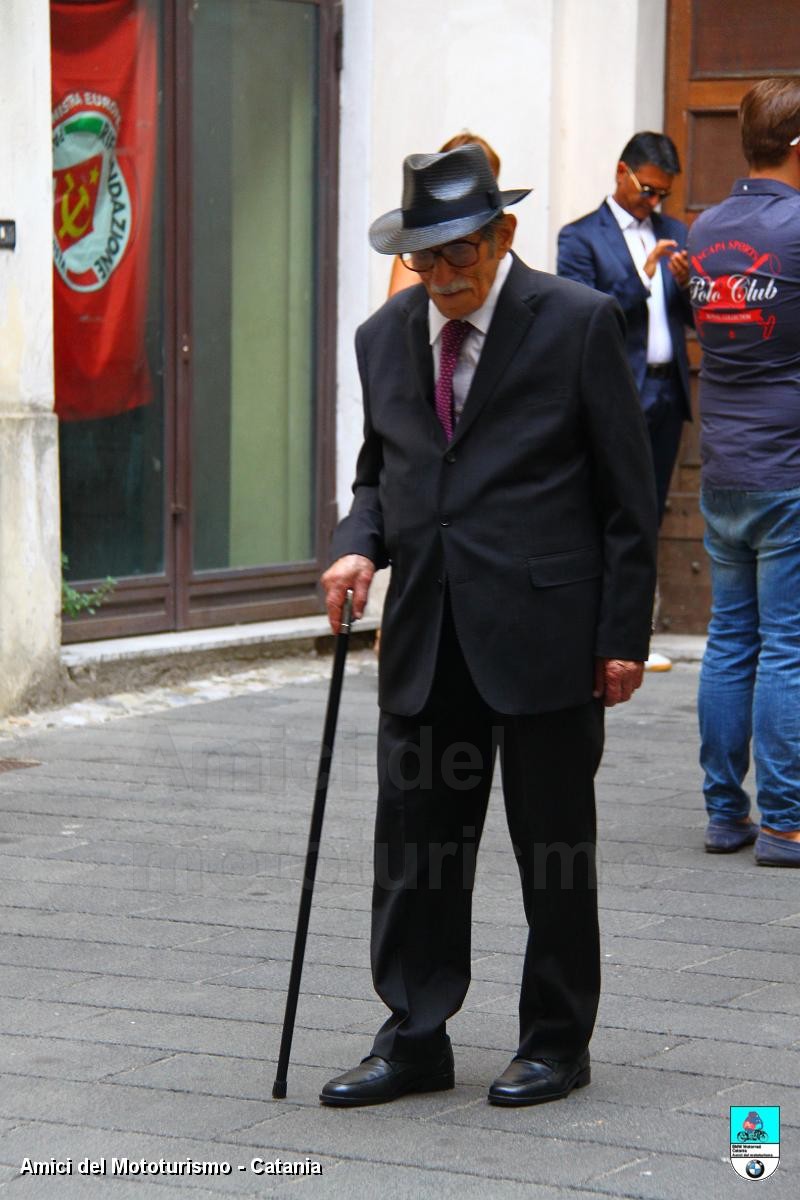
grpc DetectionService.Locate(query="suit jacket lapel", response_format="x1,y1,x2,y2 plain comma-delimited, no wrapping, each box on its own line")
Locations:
599,200,639,278
403,286,443,442
450,255,537,446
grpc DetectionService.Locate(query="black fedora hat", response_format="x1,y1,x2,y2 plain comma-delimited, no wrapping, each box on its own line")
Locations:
369,143,531,254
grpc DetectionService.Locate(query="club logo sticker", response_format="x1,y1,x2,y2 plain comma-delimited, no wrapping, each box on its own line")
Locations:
730,1107,780,1180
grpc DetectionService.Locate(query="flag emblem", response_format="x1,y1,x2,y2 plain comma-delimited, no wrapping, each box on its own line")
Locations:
52,106,132,292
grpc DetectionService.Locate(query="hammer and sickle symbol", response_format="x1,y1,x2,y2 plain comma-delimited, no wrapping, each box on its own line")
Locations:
58,170,92,240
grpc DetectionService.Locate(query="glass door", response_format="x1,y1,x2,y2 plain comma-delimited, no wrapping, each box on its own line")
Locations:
190,0,317,573
55,0,339,640
176,0,338,629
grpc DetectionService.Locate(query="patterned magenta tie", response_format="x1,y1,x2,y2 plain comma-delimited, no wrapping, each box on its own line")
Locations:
435,320,470,440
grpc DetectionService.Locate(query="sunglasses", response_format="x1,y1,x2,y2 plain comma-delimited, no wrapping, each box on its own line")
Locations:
624,163,671,201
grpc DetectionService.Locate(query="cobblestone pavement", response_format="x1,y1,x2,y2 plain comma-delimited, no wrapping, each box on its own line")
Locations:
0,660,797,1198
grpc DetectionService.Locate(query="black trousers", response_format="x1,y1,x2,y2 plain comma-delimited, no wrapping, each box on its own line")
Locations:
370,605,604,1064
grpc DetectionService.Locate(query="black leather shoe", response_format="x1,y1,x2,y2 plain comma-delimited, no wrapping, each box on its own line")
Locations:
320,1045,455,1107
488,1050,590,1106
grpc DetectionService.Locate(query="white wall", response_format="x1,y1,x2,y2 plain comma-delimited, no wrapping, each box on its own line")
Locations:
336,0,373,517
549,0,666,266
0,0,62,714
336,0,557,516
367,0,554,306
335,0,666,517
0,0,55,417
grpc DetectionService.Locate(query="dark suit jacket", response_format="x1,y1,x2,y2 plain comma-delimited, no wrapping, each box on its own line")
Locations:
557,201,693,418
331,255,658,717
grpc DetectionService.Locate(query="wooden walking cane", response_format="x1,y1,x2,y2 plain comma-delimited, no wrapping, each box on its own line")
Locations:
272,588,355,1099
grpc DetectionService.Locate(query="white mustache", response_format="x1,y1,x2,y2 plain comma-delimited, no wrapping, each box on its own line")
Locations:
430,280,472,295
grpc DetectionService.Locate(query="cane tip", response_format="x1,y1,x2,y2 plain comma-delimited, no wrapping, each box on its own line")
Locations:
272,1079,287,1100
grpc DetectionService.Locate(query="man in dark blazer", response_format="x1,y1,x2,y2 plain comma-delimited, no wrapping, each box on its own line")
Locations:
557,132,693,526
320,144,657,1109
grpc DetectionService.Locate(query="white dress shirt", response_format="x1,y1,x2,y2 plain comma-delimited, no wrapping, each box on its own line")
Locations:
606,194,673,365
429,252,513,421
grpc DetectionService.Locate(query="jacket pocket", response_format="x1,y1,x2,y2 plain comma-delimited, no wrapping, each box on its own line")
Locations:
527,545,602,588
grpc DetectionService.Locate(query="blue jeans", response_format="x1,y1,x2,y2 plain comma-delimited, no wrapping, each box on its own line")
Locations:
698,485,800,831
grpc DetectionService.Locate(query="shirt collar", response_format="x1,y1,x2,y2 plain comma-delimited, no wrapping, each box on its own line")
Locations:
730,176,800,200
606,193,653,234
428,251,513,345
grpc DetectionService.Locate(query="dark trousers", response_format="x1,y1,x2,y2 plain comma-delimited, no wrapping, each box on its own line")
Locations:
641,369,685,523
370,605,604,1064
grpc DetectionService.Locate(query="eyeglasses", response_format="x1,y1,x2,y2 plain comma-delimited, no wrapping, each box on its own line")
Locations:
400,237,483,272
624,163,671,201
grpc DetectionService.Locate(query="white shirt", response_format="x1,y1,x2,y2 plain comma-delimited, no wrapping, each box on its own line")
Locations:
606,194,673,365
429,252,513,421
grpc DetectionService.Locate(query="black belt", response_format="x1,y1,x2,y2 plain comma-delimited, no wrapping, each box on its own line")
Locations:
645,363,674,380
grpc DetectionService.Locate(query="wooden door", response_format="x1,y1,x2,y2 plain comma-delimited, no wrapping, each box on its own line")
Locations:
660,0,800,632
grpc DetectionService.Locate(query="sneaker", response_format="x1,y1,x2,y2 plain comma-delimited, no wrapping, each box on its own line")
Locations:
644,652,672,672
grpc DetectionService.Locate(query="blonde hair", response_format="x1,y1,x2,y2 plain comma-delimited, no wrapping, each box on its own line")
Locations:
438,132,501,179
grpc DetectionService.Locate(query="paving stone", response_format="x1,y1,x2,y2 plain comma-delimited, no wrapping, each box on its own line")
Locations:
587,1151,796,1200
308,1162,615,1200
599,935,740,971
631,1039,800,1087
599,964,756,1006
688,948,800,984
198,931,367,972
0,1076,267,1139
598,885,800,924
0,908,241,950
596,993,800,1047
588,1027,683,1066
0,998,108,1038
51,1008,378,1064
728,980,800,1016
0,966,101,1001
0,1036,165,1083
684,1080,800,1124
56,976,384,1031
227,1107,636,1186
0,1182,244,1199
435,1093,730,1160
0,935,254,983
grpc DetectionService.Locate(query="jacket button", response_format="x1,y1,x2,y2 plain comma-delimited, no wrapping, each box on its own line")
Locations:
444,451,456,463
440,518,450,527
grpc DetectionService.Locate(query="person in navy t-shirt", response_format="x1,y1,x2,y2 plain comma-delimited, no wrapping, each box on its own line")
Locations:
687,77,800,867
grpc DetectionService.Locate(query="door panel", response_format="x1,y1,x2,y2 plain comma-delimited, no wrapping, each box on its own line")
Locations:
54,0,173,640
190,0,317,573
660,0,800,634
690,0,800,77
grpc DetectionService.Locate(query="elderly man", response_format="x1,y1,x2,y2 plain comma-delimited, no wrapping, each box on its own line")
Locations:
320,144,657,1108
686,78,800,866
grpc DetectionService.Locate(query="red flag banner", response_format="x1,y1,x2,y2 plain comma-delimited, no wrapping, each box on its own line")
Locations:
51,0,157,421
